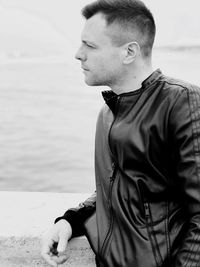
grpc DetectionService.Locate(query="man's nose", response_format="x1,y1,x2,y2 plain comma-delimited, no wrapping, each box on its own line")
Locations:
75,47,86,61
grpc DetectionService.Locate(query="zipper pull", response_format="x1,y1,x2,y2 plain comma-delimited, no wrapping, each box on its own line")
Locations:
144,203,150,217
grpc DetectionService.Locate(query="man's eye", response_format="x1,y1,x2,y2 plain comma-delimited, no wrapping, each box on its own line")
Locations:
86,43,94,48
82,41,95,49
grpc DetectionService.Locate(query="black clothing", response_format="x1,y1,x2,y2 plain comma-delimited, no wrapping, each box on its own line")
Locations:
56,69,200,267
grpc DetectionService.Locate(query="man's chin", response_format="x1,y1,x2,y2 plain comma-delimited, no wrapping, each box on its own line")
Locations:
85,79,97,86
84,78,103,87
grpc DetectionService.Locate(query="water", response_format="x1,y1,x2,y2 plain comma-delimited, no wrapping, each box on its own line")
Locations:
0,48,200,193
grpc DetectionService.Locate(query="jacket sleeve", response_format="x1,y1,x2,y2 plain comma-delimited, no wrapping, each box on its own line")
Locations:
55,192,96,237
170,86,200,267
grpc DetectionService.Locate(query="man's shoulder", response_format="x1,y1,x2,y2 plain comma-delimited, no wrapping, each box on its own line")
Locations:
160,74,200,94
158,74,200,112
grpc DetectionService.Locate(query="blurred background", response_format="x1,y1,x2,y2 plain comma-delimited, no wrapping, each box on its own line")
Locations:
0,0,200,193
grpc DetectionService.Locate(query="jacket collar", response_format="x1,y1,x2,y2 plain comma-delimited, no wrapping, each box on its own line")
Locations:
141,68,163,88
102,69,163,112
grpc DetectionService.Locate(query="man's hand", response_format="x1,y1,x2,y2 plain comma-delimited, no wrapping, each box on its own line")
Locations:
41,219,72,267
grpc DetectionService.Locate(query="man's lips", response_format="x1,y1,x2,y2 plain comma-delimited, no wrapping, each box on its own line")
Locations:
81,66,89,71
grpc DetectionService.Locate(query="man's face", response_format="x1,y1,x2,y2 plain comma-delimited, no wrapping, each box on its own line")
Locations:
75,13,124,87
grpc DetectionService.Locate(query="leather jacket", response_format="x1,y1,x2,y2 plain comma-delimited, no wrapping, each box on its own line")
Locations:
56,69,200,267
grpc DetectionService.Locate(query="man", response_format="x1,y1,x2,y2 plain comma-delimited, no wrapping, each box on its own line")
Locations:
41,0,200,266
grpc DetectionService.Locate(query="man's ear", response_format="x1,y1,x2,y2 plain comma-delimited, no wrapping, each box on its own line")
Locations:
122,41,140,64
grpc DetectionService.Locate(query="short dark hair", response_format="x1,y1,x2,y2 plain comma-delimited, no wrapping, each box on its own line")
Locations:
82,0,156,57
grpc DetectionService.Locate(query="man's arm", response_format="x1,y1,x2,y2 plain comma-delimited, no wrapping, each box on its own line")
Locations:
170,87,200,266
55,191,96,237
41,192,96,266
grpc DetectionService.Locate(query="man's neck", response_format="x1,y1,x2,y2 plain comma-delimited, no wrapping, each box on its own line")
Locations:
111,65,154,95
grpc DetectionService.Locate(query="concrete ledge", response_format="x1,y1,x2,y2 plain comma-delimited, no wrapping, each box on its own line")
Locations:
0,192,95,266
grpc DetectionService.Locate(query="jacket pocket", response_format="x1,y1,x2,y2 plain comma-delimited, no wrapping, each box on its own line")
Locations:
144,202,163,267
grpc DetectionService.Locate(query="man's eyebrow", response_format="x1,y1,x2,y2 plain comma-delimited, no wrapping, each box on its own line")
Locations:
82,40,88,44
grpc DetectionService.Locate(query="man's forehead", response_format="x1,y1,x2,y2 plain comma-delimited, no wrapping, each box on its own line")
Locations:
81,13,136,47
83,13,106,34
81,13,110,42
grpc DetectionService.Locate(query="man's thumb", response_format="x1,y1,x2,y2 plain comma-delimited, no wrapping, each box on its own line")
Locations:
57,233,68,253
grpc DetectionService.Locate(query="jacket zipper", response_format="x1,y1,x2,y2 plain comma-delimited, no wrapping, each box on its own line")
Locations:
144,202,163,267
108,96,121,158
100,96,121,257
100,163,117,257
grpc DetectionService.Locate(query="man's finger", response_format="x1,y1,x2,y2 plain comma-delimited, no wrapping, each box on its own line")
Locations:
52,254,69,264
41,239,58,267
41,252,57,267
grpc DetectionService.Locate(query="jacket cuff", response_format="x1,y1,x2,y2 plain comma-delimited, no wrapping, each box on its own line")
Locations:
55,206,95,238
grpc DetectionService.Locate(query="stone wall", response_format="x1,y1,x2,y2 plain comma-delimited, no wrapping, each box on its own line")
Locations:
0,192,95,267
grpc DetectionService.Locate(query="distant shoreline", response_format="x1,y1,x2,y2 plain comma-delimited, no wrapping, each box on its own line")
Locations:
0,45,200,65
154,45,200,51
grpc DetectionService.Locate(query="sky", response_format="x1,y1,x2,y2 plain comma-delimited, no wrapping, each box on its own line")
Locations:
0,0,200,58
